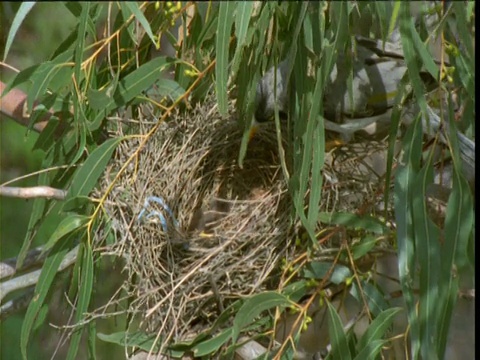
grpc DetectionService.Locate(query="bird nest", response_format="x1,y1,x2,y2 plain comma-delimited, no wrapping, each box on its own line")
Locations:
99,94,395,353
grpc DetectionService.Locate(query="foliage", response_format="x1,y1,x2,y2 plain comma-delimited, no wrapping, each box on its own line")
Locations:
1,1,474,359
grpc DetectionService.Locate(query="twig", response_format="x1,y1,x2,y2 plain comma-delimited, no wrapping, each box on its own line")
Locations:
0,186,67,200
0,245,79,303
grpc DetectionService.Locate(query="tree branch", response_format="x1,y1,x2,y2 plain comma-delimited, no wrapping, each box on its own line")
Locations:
0,186,67,200
0,80,50,133
0,245,79,303
0,80,70,136
0,288,35,320
0,247,45,280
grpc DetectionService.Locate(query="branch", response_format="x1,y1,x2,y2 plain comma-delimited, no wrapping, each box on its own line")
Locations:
0,186,67,200
0,80,50,133
0,185,67,200
0,288,35,320
0,80,70,135
0,245,79,303
0,246,45,280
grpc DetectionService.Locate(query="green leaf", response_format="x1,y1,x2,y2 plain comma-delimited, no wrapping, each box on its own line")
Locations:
318,212,389,235
97,331,163,354
413,161,441,357
436,107,474,358
410,23,439,80
21,237,72,360
124,2,157,45
351,235,378,260
74,2,89,84
399,3,428,115
87,321,97,360
25,49,74,113
232,292,292,344
149,79,186,102
119,2,137,45
231,1,254,76
33,117,60,151
16,169,50,268
305,66,327,230
67,137,123,199
353,339,387,360
90,57,171,130
326,300,352,360
356,307,402,353
1,64,39,96
350,281,389,317
303,261,352,285
87,85,117,111
66,243,94,360
192,329,231,357
41,214,89,254
64,2,82,17
281,280,310,303
234,1,253,49
3,2,36,61
215,1,235,115
62,196,93,212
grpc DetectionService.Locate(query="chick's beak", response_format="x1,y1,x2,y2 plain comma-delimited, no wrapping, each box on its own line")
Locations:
248,122,259,141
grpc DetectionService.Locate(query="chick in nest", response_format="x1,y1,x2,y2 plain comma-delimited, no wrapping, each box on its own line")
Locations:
188,197,232,236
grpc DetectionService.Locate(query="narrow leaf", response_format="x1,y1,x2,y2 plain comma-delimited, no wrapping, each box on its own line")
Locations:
394,113,423,358
41,214,89,254
353,339,387,360
357,307,402,352
16,176,47,268
215,1,235,115
350,281,389,317
326,300,352,360
90,57,171,130
318,212,388,234
20,238,72,360
351,235,378,261
124,2,157,45
192,329,231,357
74,2,89,83
303,261,352,285
3,2,36,61
232,292,292,344
97,331,165,354
66,243,94,360
67,137,123,198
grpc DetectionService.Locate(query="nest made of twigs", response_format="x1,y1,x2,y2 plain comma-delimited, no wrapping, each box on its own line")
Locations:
100,94,396,353
102,96,298,347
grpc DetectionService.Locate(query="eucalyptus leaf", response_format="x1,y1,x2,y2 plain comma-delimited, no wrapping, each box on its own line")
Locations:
67,137,123,199
3,2,36,61
232,292,292,345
